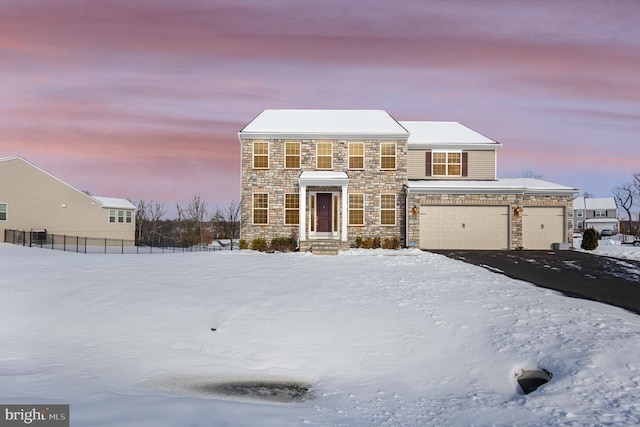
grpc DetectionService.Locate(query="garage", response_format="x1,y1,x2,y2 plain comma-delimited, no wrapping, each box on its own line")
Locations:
419,205,509,250
522,207,565,250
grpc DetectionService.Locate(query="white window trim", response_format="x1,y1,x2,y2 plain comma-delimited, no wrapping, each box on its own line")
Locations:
252,141,269,169
380,193,396,226
594,210,607,218
284,193,299,226
380,142,397,170
576,210,584,217
349,141,365,170
252,192,269,225
0,202,7,221
348,193,365,226
285,141,301,170
432,150,462,177
316,141,333,170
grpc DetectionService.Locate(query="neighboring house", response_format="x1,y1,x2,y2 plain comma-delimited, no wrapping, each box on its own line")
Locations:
238,110,578,252
573,196,620,234
0,157,135,242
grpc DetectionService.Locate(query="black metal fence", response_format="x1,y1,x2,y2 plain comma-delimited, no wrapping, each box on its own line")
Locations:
3,229,226,254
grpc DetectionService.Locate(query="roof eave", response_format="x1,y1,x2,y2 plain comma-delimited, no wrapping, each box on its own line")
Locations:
239,131,409,141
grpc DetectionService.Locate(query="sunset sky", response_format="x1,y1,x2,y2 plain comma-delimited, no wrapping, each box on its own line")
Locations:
2,0,639,217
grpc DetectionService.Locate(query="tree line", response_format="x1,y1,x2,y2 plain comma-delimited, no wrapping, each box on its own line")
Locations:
133,194,241,248
612,173,640,236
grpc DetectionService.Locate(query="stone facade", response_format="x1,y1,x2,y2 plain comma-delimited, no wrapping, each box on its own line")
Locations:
240,138,407,247
406,192,574,249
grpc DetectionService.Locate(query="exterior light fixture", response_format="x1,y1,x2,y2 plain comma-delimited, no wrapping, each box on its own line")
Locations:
514,206,522,217
412,205,419,216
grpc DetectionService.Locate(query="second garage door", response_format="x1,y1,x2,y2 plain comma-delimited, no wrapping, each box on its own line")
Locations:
522,207,565,250
419,205,510,250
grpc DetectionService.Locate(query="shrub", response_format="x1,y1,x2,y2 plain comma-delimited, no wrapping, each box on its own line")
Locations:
354,236,363,248
382,237,401,250
251,238,268,252
371,236,381,249
362,237,373,249
239,239,249,250
270,236,296,252
581,228,598,251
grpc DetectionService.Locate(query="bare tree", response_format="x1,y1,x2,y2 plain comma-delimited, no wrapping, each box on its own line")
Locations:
135,199,148,244
212,198,242,250
581,192,593,199
612,184,635,237
187,193,209,245
521,170,543,179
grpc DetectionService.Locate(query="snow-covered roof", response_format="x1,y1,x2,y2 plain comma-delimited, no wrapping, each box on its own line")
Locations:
299,171,349,186
399,121,501,150
407,178,578,195
585,218,620,224
239,110,409,139
93,196,136,210
573,197,617,211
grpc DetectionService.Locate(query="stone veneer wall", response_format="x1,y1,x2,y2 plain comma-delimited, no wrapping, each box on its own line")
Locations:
240,138,408,247
406,193,574,249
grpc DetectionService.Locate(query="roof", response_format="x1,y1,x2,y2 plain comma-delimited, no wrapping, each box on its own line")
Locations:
239,109,409,139
399,121,501,150
298,171,349,186
573,197,617,210
93,196,136,210
407,178,578,196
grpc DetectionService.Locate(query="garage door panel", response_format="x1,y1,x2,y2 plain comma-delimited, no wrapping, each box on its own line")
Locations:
420,206,509,250
522,207,564,250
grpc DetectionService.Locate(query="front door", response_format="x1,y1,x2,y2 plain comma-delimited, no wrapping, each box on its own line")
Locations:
316,193,332,233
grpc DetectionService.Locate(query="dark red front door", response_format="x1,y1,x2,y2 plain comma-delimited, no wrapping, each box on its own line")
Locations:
316,193,332,232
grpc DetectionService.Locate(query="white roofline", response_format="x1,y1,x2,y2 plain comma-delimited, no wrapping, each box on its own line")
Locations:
406,178,578,196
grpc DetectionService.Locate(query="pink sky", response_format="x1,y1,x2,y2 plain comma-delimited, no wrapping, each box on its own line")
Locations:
2,0,639,217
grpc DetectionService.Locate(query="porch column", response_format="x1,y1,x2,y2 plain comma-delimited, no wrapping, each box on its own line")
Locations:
299,183,306,241
341,183,348,242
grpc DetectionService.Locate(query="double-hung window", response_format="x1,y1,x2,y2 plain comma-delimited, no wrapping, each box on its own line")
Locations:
348,194,364,226
432,152,461,176
284,194,299,225
317,142,333,169
594,210,607,218
285,142,300,169
380,194,396,225
253,141,269,169
253,193,268,225
0,203,7,221
109,209,117,223
349,142,364,169
380,142,396,170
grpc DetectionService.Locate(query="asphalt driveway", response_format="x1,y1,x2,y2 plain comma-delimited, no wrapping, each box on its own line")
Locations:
431,250,640,315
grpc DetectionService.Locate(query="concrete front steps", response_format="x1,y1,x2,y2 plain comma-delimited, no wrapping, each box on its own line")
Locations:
299,240,350,255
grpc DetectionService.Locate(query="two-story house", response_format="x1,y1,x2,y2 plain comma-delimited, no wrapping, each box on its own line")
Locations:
238,110,577,252
573,196,619,234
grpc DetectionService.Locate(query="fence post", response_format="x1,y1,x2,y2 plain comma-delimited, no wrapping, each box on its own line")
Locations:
64,234,66,252
51,234,54,250
76,236,79,253
104,238,107,254
85,236,87,254
121,239,124,254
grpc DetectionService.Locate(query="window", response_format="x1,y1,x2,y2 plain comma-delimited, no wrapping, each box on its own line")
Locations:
253,141,269,169
126,211,132,223
285,142,300,169
576,210,584,218
317,142,333,169
348,193,364,226
595,210,607,218
0,203,6,221
380,143,396,170
380,194,396,225
349,142,364,169
432,152,461,176
118,210,124,223
110,209,131,224
253,193,268,224
577,221,583,229
285,193,299,225
109,209,117,223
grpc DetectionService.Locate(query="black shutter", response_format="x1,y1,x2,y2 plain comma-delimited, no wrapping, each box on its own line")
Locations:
425,151,432,177
462,151,468,177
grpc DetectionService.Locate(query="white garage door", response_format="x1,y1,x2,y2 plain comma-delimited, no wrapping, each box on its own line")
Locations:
522,207,565,250
419,205,509,250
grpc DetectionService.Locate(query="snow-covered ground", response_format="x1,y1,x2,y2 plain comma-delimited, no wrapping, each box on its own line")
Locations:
1,244,640,426
573,237,640,261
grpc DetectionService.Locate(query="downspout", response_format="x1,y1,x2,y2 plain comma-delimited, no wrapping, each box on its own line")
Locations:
404,184,409,248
